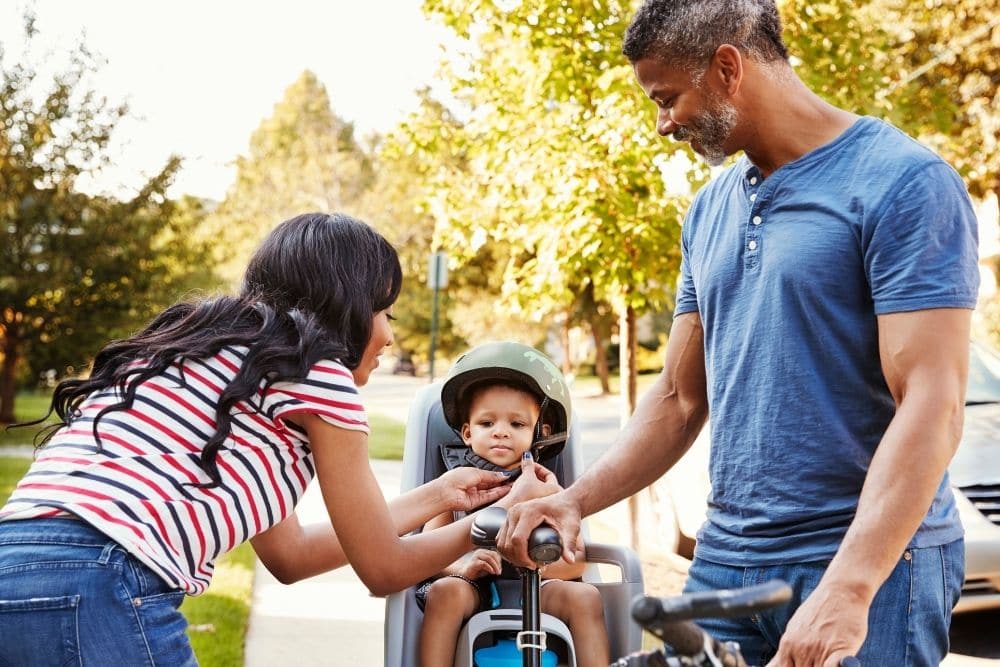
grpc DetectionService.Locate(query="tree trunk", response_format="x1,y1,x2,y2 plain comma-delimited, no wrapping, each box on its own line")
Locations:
620,303,640,550
0,326,20,424
560,312,573,376
590,325,611,395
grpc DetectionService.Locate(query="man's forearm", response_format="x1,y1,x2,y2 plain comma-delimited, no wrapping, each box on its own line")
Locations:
568,314,709,518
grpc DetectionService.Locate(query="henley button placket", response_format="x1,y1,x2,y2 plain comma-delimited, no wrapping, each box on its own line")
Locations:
745,171,762,270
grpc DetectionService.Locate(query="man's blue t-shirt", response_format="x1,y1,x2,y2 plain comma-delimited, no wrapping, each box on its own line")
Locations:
675,116,980,566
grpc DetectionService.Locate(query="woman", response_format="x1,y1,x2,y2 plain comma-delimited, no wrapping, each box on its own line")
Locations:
0,212,556,665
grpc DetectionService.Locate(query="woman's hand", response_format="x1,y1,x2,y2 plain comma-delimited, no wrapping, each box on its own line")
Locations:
496,453,562,509
435,467,512,513
457,548,502,579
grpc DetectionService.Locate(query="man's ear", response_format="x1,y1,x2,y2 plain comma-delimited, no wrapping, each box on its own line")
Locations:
461,424,473,444
711,44,743,96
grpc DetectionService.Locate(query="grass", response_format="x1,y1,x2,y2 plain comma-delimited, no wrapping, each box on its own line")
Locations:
0,392,57,447
368,412,406,459
0,457,30,502
568,371,661,397
180,542,256,666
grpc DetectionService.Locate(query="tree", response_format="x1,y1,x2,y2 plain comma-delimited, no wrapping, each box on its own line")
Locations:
884,0,999,217
419,0,706,550
207,71,374,284
422,0,700,406
0,14,214,422
355,92,470,368
782,0,996,215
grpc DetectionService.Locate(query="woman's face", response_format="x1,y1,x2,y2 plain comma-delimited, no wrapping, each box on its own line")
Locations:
352,308,394,386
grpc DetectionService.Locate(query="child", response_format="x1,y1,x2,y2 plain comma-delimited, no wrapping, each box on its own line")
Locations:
0,213,556,665
418,341,610,667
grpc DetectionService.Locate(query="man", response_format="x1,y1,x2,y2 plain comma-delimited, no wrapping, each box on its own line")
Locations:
498,1,980,665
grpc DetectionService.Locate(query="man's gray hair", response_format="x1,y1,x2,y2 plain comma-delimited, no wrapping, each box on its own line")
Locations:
622,0,789,68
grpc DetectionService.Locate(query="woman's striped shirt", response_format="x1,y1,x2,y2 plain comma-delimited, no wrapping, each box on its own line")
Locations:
0,347,368,595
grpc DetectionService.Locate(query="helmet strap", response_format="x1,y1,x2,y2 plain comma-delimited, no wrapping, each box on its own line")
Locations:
533,396,550,445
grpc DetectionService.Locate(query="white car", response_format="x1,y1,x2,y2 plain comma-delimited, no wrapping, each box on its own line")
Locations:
656,341,1000,613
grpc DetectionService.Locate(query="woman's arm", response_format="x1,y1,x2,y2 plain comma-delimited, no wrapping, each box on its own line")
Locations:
251,446,540,584
281,414,554,596
250,475,491,585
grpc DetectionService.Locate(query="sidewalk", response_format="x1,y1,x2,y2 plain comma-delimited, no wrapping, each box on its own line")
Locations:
244,459,403,666
242,458,630,666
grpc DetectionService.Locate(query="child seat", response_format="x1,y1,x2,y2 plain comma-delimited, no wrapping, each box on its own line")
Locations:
384,381,645,666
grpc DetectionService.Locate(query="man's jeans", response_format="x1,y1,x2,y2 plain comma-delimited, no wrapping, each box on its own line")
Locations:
682,539,964,666
0,518,197,666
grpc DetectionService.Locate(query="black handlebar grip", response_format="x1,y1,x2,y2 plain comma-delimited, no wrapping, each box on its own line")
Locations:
471,506,507,548
655,619,705,656
470,506,562,565
527,524,562,565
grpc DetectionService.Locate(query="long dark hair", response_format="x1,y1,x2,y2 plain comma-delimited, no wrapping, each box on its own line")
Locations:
34,212,402,486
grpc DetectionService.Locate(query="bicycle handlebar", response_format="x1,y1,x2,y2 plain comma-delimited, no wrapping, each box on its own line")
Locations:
470,506,562,565
624,581,859,667
632,580,793,625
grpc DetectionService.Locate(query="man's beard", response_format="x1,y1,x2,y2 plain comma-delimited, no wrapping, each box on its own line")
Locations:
674,96,737,166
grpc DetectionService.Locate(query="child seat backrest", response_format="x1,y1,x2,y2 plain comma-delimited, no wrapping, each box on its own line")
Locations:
385,381,642,666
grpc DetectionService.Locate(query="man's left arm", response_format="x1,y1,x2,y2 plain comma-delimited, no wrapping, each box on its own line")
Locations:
769,307,971,667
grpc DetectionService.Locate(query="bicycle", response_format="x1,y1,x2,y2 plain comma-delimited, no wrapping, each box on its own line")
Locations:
470,508,861,667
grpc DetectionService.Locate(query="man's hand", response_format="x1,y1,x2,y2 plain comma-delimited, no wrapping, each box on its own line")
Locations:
766,581,868,667
496,453,562,509
436,467,511,513
496,486,582,567
457,548,502,579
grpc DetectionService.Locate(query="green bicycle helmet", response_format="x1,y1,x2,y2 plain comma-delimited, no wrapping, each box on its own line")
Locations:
440,341,571,463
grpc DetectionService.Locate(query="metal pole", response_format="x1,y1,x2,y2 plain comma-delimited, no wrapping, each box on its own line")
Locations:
429,281,440,382
520,567,542,667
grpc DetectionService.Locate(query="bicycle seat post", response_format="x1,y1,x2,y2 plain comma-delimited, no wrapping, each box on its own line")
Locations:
518,566,543,667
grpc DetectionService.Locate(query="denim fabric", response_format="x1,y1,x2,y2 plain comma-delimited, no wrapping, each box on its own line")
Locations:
681,539,964,667
0,518,197,667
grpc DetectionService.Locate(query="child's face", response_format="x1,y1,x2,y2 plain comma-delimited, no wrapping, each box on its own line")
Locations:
461,385,548,469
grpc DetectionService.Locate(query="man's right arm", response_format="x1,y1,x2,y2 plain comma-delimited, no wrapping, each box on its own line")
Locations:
499,312,709,564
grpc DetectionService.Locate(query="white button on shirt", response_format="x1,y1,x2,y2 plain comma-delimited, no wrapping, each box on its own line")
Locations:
750,193,757,202
750,177,758,185
753,216,762,225
748,240,758,250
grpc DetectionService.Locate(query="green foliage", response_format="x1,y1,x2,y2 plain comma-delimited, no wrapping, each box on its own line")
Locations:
781,0,998,210
0,13,217,422
356,92,469,361
416,0,695,372
881,0,998,202
207,71,374,284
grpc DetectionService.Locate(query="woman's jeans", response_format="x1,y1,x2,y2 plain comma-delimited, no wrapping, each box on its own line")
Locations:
0,518,197,666
682,539,964,666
